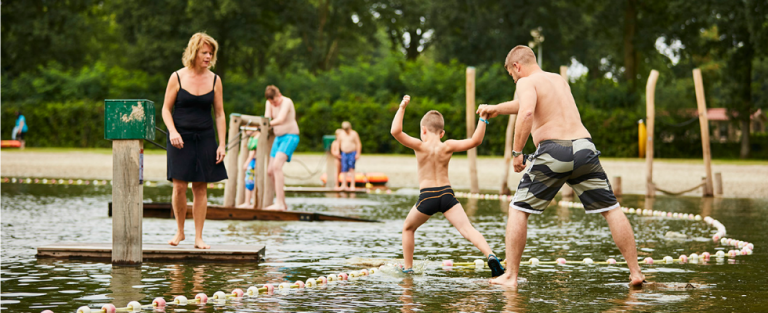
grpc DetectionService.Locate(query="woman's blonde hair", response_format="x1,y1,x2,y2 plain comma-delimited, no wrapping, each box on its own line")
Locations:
182,32,219,69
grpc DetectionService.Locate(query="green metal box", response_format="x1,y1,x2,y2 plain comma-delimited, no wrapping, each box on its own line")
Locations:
323,135,336,151
104,99,156,140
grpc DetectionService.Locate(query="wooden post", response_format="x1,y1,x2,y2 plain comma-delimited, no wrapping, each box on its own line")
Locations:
235,130,249,206
612,176,622,197
693,68,714,197
466,67,479,194
223,114,242,207
326,149,337,190
714,172,723,196
560,66,568,81
254,119,272,209
645,70,659,198
112,140,143,265
260,133,276,209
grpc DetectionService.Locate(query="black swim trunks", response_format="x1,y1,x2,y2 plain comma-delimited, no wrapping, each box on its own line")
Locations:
416,186,460,215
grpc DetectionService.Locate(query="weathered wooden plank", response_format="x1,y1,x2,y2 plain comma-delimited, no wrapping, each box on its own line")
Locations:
223,114,242,206
36,242,265,262
112,140,143,265
112,202,378,222
466,67,479,194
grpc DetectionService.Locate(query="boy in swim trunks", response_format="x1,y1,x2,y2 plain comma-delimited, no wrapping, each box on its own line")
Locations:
238,128,260,208
337,121,361,191
390,95,505,277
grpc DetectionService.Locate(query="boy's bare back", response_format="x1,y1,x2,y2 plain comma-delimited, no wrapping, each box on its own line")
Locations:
390,95,488,189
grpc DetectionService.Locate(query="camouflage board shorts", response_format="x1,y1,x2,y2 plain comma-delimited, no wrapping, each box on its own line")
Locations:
511,138,619,214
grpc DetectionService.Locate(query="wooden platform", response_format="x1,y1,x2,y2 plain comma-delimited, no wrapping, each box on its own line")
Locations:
284,186,366,193
108,202,379,223
36,242,265,262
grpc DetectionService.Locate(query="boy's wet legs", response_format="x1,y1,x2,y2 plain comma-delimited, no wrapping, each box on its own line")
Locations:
402,206,430,269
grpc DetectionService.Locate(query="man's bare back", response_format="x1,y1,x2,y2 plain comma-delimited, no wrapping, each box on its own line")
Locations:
265,96,299,136
338,129,360,153
517,71,591,145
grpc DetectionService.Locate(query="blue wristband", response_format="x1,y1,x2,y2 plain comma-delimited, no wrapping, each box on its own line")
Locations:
479,118,489,125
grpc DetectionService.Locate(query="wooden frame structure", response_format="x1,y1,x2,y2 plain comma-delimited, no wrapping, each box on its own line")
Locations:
222,114,275,209
644,68,714,197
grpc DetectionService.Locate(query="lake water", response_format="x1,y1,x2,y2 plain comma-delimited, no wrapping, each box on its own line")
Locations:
2,183,767,312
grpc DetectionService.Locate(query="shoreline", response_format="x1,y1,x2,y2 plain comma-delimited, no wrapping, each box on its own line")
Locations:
3,149,767,198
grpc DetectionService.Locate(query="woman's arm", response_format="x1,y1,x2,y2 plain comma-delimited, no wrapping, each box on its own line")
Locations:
213,75,227,164
161,73,182,148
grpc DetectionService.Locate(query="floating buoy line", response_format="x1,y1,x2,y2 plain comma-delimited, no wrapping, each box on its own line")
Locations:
11,180,753,312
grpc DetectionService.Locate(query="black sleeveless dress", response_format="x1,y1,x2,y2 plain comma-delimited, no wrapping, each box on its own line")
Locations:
166,72,228,182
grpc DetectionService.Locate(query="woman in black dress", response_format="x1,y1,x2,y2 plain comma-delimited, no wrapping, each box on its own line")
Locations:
161,32,227,249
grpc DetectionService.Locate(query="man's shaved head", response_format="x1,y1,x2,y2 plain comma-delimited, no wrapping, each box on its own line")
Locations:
505,45,537,70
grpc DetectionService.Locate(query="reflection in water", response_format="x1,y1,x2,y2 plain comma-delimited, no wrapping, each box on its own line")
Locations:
2,184,768,312
110,266,144,308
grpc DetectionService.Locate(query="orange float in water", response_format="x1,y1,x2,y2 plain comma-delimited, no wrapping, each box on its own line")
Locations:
1,140,21,148
320,172,388,186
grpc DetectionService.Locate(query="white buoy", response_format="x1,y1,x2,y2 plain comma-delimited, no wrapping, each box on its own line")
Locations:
212,291,227,299
247,286,260,296
689,253,699,261
583,258,594,264
663,256,674,264
529,258,540,265
76,306,91,313
173,296,188,305
127,301,142,311
306,278,317,287
715,250,725,258
279,282,292,289
474,259,485,269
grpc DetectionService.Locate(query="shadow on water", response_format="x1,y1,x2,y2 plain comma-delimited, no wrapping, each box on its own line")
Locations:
2,183,768,312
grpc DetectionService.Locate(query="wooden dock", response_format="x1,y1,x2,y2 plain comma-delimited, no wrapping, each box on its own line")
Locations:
36,242,265,262
108,202,379,222
284,186,366,193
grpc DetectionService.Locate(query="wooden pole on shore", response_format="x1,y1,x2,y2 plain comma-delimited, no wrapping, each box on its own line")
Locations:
714,172,723,196
645,70,659,198
500,93,517,195
112,140,143,264
560,66,568,81
466,67,479,194
612,176,622,197
693,68,714,197
223,114,242,207
325,146,337,190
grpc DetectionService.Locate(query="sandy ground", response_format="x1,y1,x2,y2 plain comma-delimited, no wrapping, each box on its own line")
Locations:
3,150,767,198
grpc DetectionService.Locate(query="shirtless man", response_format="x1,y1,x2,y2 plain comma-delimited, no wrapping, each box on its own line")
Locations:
263,85,300,211
337,121,362,191
477,46,644,288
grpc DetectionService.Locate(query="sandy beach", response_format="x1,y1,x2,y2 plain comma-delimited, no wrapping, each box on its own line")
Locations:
3,149,767,198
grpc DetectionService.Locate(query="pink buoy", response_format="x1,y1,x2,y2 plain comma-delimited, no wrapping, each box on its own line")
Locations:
152,297,166,307
263,284,275,293
644,257,654,264
667,212,672,217
728,250,738,258
442,260,454,266
41,311,54,313
701,252,711,261
232,288,244,297
360,269,369,276
101,304,117,313
195,293,208,304
712,234,721,242
338,273,349,280
678,255,688,263
556,258,567,265
295,280,305,288
746,243,754,250
318,276,328,284
740,249,749,255
606,258,617,264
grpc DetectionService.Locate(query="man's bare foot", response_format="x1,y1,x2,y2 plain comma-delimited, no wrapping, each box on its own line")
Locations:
194,238,211,249
168,232,185,246
490,272,519,288
236,203,251,208
629,273,646,287
263,203,287,211
334,185,342,191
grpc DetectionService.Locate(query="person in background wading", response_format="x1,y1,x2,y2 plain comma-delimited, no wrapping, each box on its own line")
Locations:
162,32,228,249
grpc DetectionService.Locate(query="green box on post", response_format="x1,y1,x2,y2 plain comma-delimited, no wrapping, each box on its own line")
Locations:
104,100,156,140
323,135,336,151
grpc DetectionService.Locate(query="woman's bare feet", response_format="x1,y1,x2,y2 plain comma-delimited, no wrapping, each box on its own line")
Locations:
195,238,210,249
263,203,287,211
490,272,519,288
629,273,646,286
236,203,251,208
168,232,185,246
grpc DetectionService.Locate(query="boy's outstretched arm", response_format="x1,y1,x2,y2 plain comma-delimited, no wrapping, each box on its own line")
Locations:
390,95,421,150
445,111,488,152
